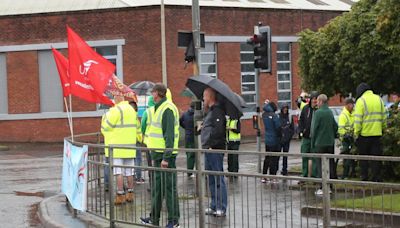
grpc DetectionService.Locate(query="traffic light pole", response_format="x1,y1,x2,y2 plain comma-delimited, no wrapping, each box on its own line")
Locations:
192,1,205,227
255,68,262,173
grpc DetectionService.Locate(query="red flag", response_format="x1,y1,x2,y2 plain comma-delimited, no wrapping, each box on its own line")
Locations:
67,26,114,106
107,75,138,103
52,48,71,97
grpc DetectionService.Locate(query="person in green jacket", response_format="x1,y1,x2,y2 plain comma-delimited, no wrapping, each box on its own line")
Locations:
141,84,180,228
311,94,338,195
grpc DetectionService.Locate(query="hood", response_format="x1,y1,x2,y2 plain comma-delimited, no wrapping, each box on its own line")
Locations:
166,88,172,101
263,102,276,113
280,103,289,116
280,103,289,112
147,96,155,107
356,82,371,99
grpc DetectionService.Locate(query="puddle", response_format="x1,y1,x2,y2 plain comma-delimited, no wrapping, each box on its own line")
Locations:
28,203,43,227
14,191,45,197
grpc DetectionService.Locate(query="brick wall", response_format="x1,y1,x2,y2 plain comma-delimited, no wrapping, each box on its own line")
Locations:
0,6,343,142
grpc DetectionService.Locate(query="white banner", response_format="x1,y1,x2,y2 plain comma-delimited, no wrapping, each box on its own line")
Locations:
61,140,88,211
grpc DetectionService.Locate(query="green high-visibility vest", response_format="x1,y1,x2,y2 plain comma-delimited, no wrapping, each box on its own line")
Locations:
147,100,179,153
227,119,241,142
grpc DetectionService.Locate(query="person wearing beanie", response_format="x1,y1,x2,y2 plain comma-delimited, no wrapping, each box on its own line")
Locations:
354,82,387,182
298,91,319,181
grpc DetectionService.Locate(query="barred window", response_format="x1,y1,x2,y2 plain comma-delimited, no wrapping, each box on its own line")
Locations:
276,43,292,108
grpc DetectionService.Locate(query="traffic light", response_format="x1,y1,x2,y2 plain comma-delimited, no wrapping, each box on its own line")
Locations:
247,26,271,72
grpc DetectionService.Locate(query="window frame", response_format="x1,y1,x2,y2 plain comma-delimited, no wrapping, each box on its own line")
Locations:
199,43,218,78
276,42,292,108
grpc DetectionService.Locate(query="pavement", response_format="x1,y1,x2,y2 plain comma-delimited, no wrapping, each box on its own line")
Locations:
1,140,387,228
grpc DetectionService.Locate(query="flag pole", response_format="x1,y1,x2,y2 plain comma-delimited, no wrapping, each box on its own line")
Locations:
69,94,74,142
64,96,74,142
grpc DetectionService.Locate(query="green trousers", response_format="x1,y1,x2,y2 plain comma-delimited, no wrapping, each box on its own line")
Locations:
151,158,180,225
227,141,240,173
186,141,195,175
301,138,317,177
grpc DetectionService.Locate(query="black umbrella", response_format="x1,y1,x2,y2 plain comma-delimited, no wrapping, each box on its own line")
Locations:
186,75,243,119
129,81,155,96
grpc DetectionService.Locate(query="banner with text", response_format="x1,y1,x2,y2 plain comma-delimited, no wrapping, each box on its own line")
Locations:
61,140,88,211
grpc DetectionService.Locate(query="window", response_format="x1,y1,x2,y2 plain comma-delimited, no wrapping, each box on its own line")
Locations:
199,43,217,78
240,43,256,112
36,44,123,112
94,46,121,110
39,50,64,112
276,43,292,108
95,46,118,73
0,53,7,114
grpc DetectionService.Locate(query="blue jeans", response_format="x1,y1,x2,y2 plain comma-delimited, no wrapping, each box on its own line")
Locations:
135,145,143,179
205,152,227,212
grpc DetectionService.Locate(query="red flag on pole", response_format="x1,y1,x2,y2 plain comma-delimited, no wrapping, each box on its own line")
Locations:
67,26,114,106
107,74,138,103
52,48,71,97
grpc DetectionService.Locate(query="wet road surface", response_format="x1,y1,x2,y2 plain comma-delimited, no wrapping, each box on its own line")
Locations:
0,143,63,228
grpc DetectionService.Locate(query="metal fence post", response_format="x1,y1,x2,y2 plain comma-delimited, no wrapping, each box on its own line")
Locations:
196,148,205,228
321,156,331,228
108,147,115,228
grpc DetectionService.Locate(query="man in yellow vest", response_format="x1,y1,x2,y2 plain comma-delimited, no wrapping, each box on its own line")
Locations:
140,83,180,228
338,98,356,179
101,94,138,205
354,83,387,182
226,117,241,176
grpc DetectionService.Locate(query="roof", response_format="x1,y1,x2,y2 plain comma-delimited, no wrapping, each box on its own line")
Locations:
0,0,358,16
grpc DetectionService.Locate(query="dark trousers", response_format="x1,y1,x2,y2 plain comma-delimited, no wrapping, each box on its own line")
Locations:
315,146,337,179
263,145,280,175
227,141,240,173
357,136,382,182
341,140,356,178
185,141,195,176
279,142,290,175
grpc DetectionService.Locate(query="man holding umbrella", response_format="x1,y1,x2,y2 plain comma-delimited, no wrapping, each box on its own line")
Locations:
201,87,227,217
186,75,244,217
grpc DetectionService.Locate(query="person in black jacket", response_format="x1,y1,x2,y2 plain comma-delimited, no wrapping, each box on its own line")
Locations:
179,102,195,177
201,87,227,217
279,103,294,176
298,91,319,179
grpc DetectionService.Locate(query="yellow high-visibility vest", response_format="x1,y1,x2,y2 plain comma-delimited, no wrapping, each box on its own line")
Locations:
101,101,137,158
143,106,154,145
146,100,179,153
226,119,241,142
300,101,307,111
338,107,354,138
354,90,387,137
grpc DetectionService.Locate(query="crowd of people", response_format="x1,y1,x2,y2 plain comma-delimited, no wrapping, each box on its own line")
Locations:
99,81,388,227
293,82,387,195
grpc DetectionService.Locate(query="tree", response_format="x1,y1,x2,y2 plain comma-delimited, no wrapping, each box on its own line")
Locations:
298,0,400,97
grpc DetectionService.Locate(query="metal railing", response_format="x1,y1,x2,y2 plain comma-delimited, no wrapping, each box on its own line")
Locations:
67,133,400,228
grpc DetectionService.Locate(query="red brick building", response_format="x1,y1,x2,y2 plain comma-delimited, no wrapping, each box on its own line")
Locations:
0,1,355,142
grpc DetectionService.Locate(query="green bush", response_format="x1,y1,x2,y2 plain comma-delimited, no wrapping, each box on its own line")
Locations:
381,103,400,179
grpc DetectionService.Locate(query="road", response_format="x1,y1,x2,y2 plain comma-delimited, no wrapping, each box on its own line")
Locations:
0,143,63,228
